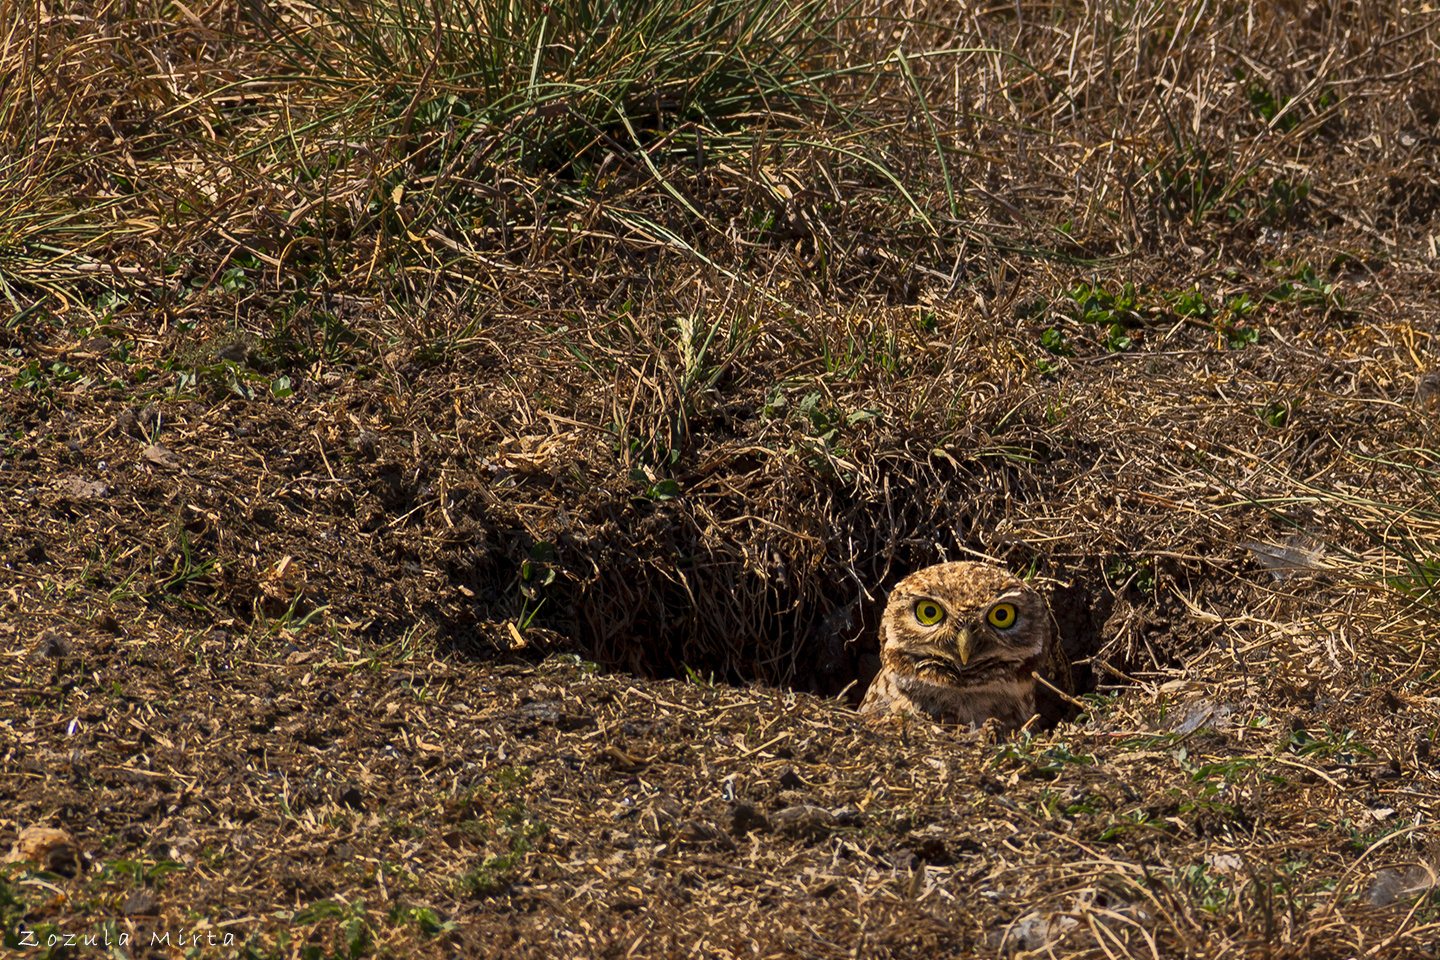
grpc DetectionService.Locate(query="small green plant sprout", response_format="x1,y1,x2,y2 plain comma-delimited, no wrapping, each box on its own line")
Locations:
1178,861,1240,914
516,541,557,633
796,392,840,446
1286,725,1375,765
1105,557,1155,593
683,663,718,688
1256,399,1292,429
1214,293,1259,349
1259,178,1310,223
293,898,373,958
1040,326,1073,356
387,903,458,938
992,734,1095,776
764,390,868,476
1241,75,1300,133
1167,286,1212,320
1386,555,1440,605
1225,293,1259,317
1078,691,1122,723
630,469,681,502
1067,281,1141,352
1150,145,1228,226
1035,327,1073,376
1219,320,1258,349
218,255,262,294
1264,259,1346,314
15,357,85,398
452,769,548,899
1043,390,1067,424
519,541,556,597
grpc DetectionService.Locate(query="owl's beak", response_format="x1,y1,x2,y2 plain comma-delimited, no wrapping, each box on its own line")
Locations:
955,626,976,665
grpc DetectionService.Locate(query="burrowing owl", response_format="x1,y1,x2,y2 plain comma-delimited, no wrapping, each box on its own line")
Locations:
859,562,1074,732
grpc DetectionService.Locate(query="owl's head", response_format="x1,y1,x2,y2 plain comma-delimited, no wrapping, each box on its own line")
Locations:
880,562,1051,678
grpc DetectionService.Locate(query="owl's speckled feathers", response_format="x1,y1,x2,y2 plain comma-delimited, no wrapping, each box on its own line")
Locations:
860,562,1073,732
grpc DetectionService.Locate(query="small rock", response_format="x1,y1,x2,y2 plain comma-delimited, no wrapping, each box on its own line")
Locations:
29,628,76,662
122,888,156,916
354,429,380,460
775,789,809,808
1370,863,1438,906
519,701,560,726
1206,853,1244,875
215,340,250,364
142,443,180,470
4,826,79,876
59,476,107,499
167,835,198,865
999,911,1078,952
1173,700,1233,735
771,804,836,840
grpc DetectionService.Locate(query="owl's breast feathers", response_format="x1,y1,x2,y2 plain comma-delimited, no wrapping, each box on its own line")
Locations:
861,645,1063,731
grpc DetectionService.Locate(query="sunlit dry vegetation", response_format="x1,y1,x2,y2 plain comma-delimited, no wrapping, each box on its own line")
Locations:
4,0,1440,955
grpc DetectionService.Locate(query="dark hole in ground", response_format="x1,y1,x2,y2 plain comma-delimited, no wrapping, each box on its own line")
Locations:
438,547,1124,721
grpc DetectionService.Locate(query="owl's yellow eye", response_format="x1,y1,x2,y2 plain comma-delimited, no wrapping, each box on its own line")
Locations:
987,602,1018,629
914,600,946,626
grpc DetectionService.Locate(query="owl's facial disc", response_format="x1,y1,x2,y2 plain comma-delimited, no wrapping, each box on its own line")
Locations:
899,586,1038,670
